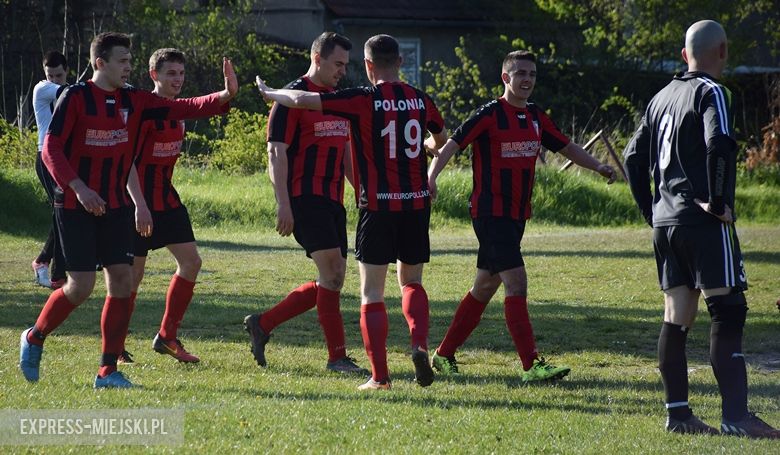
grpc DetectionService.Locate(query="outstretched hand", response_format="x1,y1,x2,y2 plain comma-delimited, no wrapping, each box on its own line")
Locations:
597,164,617,184
255,76,273,102
223,57,238,99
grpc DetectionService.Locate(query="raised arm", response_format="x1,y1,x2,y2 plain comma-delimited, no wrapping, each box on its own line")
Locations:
218,57,238,105
255,76,322,111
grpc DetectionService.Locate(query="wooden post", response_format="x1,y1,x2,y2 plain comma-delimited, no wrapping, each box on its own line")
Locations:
560,129,602,171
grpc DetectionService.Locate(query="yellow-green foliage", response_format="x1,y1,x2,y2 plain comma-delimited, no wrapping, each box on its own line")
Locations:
208,109,269,175
0,118,36,169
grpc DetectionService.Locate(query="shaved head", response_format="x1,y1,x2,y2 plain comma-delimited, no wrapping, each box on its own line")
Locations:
682,20,728,77
685,20,726,60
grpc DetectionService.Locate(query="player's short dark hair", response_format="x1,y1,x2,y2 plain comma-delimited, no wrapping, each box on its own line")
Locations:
364,34,400,69
502,50,537,73
90,32,131,70
149,48,186,72
311,32,352,59
43,50,67,69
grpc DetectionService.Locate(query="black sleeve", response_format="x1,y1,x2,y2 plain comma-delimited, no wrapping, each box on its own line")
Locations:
623,119,654,226
706,135,734,215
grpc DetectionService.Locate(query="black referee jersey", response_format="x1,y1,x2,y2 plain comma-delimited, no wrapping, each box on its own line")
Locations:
623,71,737,227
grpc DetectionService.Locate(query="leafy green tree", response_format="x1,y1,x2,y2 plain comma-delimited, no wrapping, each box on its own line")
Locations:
534,0,780,69
118,0,307,113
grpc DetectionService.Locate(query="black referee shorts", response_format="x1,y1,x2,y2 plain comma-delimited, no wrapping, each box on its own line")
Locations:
355,207,430,265
653,223,748,291
291,195,348,258
133,205,196,257
472,216,526,275
56,205,134,271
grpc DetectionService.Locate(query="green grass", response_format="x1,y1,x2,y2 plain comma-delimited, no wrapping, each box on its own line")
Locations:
5,165,780,236
1,165,779,452
1,223,779,453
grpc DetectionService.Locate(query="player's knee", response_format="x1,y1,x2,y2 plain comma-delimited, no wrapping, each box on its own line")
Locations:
705,291,747,334
63,281,95,304
472,283,499,302
320,275,344,291
319,260,345,291
186,254,202,273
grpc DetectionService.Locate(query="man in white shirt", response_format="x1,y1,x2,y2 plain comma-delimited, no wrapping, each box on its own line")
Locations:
31,50,69,289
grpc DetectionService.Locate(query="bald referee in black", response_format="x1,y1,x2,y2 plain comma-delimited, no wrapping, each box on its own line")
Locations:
624,19,779,439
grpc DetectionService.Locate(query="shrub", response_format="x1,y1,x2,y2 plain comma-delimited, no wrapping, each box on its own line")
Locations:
207,109,268,175
0,118,37,169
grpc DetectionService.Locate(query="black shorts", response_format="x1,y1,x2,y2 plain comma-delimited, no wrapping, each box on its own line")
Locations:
56,205,134,271
653,223,748,291
291,195,347,258
473,217,526,275
133,205,196,257
355,207,430,265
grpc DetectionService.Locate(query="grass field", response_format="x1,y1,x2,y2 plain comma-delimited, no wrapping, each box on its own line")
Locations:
1,221,779,453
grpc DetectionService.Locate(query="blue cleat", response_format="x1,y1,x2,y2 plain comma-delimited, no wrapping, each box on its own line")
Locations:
94,371,135,389
19,328,43,382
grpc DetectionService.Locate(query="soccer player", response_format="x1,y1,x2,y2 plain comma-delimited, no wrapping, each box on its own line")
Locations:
427,50,616,383
19,32,237,388
120,48,212,365
31,50,69,289
254,34,448,390
624,20,779,438
243,32,368,375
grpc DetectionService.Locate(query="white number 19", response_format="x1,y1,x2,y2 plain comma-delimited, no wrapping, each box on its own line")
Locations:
381,119,421,159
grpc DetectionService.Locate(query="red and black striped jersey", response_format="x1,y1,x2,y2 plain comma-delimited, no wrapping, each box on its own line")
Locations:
43,81,227,210
267,77,349,204
452,98,569,221
320,81,444,212
134,118,186,211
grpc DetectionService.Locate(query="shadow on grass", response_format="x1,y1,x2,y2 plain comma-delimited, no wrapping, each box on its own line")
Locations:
434,248,655,260
4,289,778,365
192,384,612,415
187,376,780,415
197,239,300,253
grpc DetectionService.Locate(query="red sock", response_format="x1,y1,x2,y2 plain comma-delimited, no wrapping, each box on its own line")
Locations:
100,296,131,376
28,288,78,346
437,291,488,357
360,302,389,382
120,291,137,351
159,275,195,340
316,286,346,362
260,281,317,333
504,296,538,370
401,283,429,350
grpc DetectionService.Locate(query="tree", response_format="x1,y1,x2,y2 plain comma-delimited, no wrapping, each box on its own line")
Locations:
534,0,780,70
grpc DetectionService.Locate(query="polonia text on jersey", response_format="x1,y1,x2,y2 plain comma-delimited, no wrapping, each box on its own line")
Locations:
373,98,425,112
